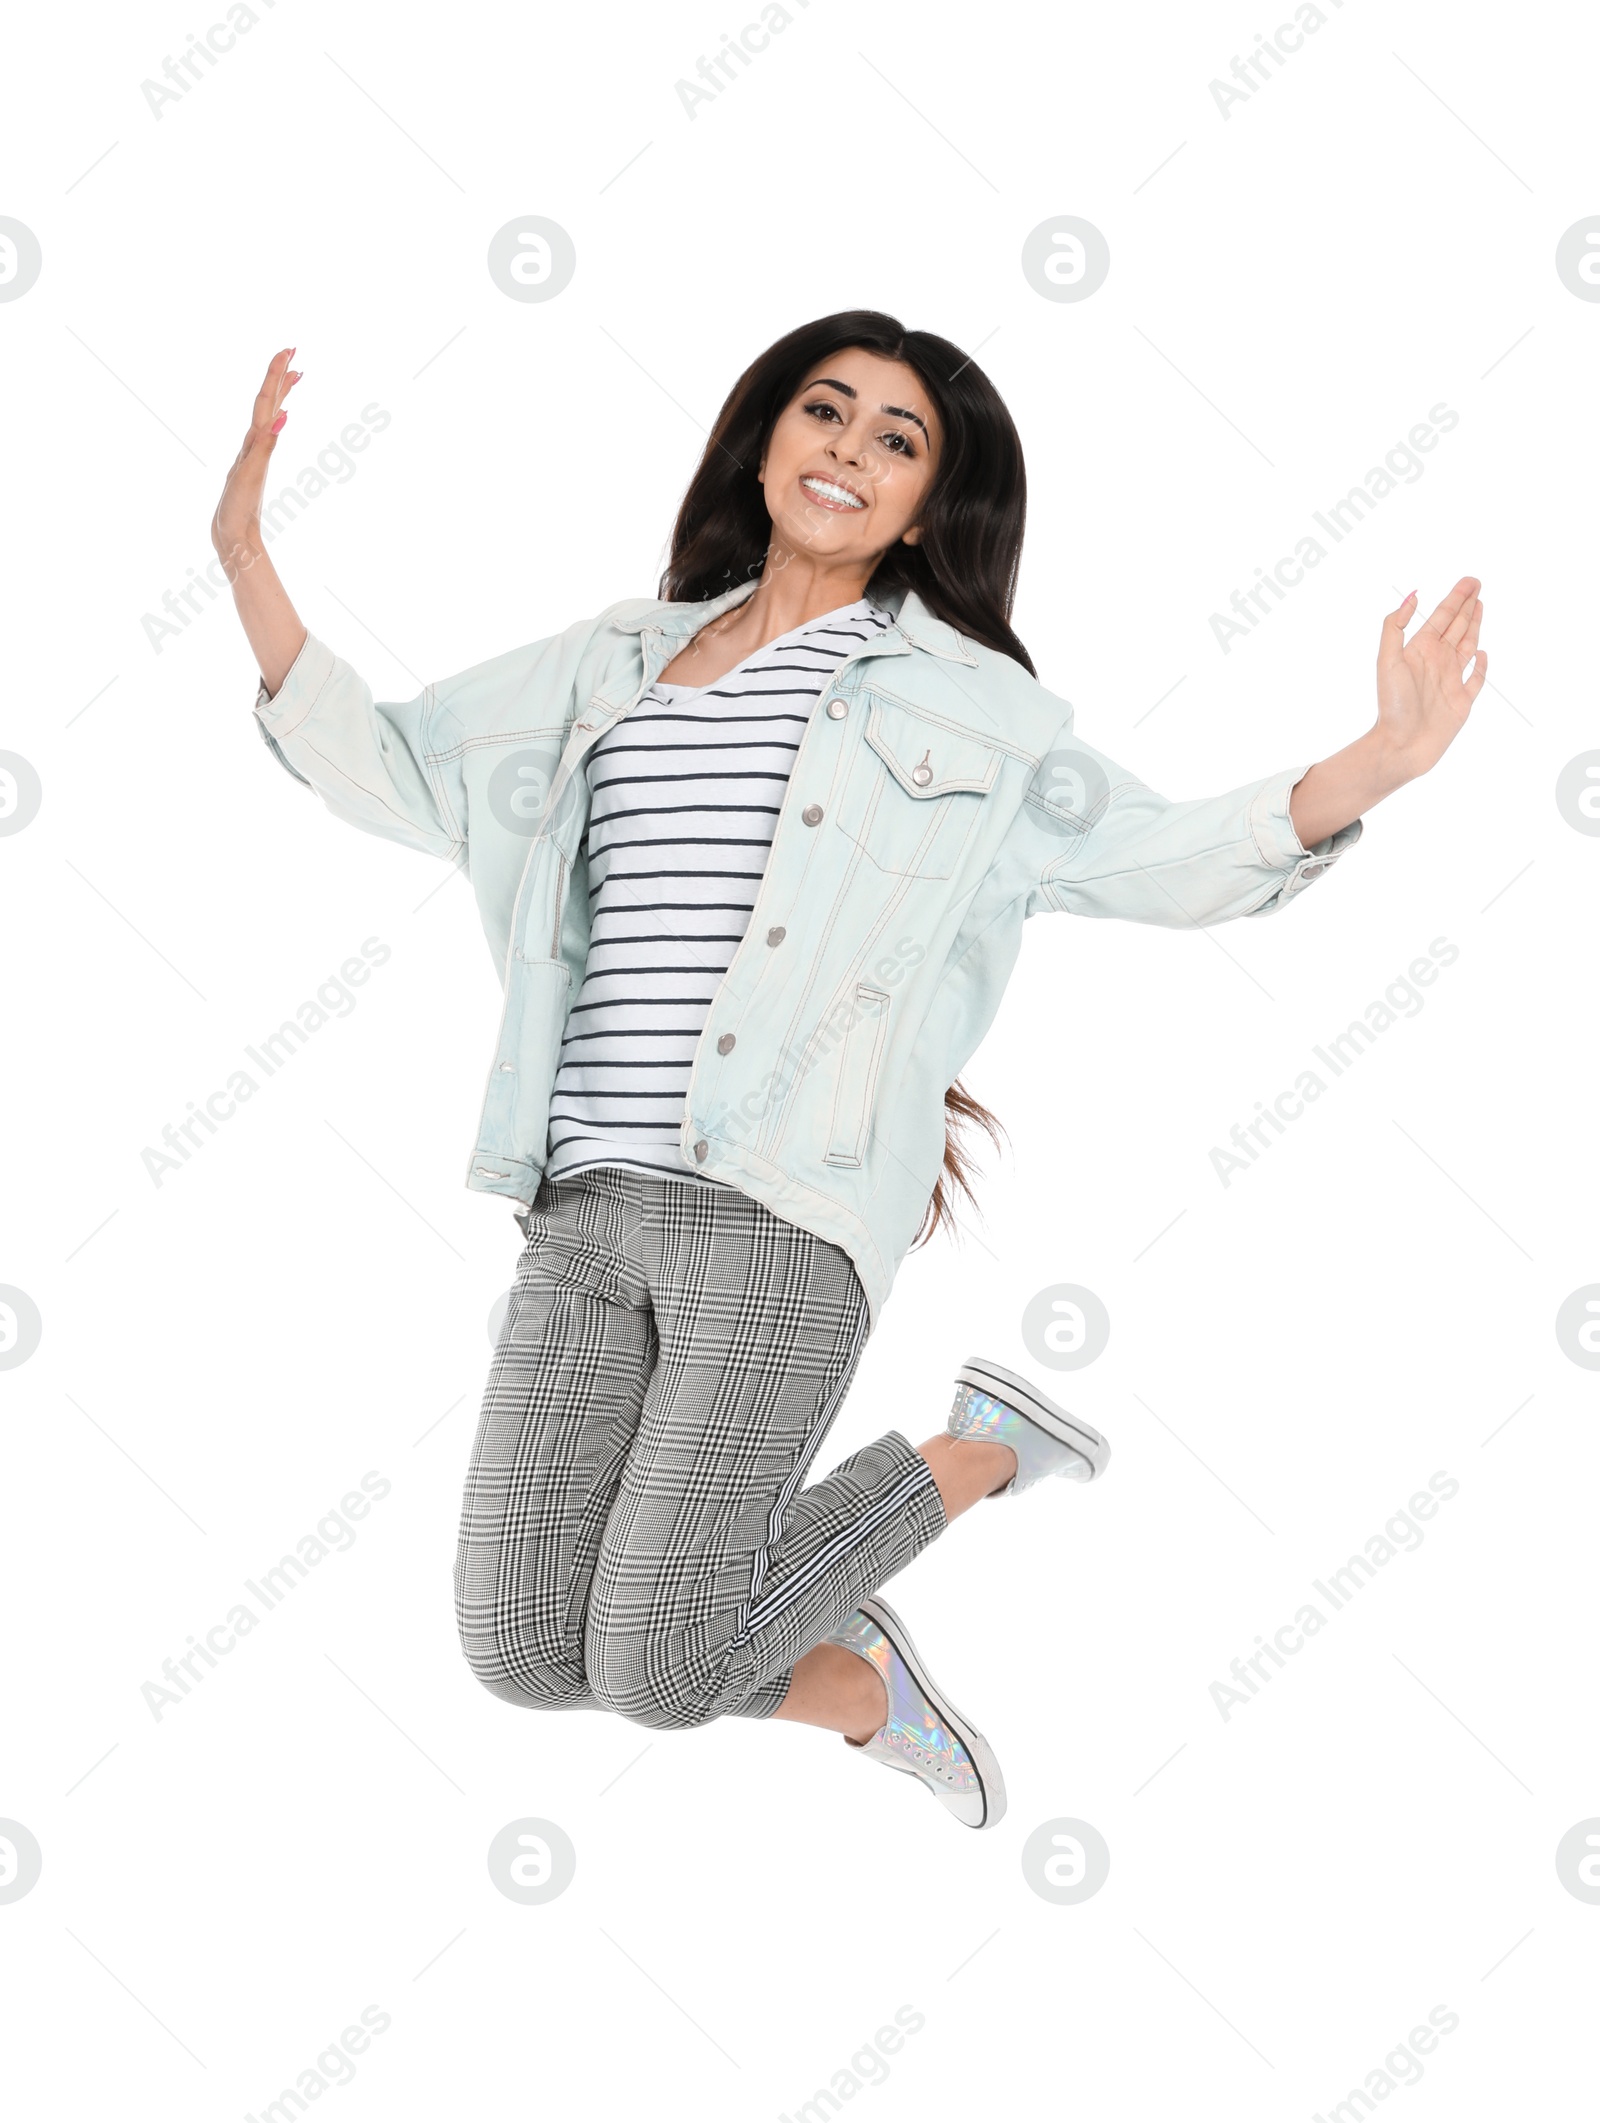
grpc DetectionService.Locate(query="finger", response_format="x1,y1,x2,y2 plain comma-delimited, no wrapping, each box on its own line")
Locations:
1462,645,1488,704
235,399,287,472
1435,596,1483,664
265,364,293,421
1378,588,1417,668
252,350,288,418
1421,575,1481,640
1442,590,1483,652
252,346,296,429
242,405,285,456
255,392,293,446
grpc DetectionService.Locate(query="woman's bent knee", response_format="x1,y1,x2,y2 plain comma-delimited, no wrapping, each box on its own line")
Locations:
583,1626,730,1731
457,1612,590,1712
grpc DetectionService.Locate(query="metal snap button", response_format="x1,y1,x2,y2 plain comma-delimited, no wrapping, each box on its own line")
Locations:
1302,862,1324,878
801,804,823,826
717,1033,735,1055
766,925,786,947
693,1139,709,1162
911,750,933,787
826,697,847,720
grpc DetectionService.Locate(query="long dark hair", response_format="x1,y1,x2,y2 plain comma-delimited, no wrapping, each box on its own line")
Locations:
660,311,1029,1245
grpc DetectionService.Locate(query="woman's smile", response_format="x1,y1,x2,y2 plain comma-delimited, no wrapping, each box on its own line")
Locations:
799,472,867,511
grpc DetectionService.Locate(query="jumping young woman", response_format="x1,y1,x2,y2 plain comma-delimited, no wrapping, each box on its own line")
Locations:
215,312,1486,1829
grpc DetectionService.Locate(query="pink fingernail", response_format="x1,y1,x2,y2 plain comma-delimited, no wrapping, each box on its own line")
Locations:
270,412,287,432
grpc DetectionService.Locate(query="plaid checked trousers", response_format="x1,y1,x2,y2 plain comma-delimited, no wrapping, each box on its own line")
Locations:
453,1167,948,1728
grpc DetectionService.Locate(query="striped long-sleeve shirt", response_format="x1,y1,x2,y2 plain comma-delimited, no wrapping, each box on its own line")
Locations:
543,597,894,1187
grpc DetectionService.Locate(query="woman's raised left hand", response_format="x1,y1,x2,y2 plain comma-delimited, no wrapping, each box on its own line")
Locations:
1374,576,1487,781
1288,576,1487,847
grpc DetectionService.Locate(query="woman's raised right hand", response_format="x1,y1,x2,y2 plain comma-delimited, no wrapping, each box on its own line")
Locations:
213,348,310,696
211,347,302,576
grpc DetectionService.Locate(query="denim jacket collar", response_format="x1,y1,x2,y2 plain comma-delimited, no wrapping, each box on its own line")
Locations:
608,581,978,669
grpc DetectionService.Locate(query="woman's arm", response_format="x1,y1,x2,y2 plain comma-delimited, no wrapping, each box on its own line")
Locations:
1288,577,1485,848
211,347,308,696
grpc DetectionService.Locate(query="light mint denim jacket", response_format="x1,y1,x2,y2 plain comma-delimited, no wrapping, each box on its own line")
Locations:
254,579,1360,1323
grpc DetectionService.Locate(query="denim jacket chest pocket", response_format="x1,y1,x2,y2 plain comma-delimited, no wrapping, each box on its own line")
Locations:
834,697,1003,879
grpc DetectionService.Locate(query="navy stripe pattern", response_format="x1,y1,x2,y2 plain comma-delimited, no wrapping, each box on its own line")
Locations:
545,598,893,1185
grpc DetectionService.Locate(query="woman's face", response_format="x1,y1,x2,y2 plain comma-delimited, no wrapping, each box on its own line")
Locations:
758,346,943,570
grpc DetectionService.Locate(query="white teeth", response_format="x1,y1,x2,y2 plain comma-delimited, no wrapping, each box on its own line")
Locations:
802,477,865,509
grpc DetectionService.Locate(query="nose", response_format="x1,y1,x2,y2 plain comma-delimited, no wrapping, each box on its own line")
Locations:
826,427,874,477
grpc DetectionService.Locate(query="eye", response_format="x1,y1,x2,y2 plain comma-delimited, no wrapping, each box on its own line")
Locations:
803,400,843,423
880,430,915,457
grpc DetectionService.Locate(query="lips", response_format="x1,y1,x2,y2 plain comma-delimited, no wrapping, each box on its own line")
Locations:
800,474,866,512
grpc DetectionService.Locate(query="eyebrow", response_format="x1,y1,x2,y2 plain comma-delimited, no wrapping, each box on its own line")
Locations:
804,375,929,441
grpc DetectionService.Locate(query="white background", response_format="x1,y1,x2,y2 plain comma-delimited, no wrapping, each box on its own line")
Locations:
3,0,1596,2116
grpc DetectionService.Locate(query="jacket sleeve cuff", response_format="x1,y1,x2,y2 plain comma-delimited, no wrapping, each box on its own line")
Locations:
253,631,337,741
1246,764,1364,915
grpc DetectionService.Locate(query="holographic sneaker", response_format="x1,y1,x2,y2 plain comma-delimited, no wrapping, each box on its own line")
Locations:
828,1595,1005,1830
948,1356,1111,1496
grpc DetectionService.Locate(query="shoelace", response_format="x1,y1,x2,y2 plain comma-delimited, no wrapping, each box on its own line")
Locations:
888,1724,974,1787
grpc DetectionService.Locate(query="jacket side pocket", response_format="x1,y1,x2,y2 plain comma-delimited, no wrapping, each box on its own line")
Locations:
823,985,890,1168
